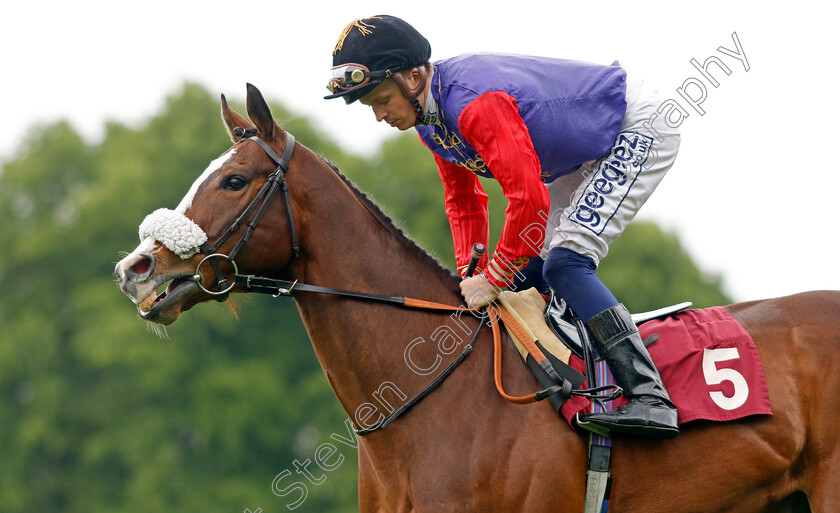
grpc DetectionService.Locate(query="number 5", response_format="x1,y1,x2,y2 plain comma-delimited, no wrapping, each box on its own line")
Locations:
702,348,749,410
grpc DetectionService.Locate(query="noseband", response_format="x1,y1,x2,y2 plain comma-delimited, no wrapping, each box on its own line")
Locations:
193,129,298,301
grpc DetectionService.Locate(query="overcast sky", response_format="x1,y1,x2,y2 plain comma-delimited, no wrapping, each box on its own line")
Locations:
3,1,838,302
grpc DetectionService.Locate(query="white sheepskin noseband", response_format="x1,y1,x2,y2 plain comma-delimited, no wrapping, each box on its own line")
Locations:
139,208,208,259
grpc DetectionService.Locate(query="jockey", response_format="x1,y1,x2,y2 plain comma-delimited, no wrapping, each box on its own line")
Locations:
324,15,681,439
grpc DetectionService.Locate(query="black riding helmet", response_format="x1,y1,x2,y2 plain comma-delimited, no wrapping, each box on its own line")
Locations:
324,15,431,104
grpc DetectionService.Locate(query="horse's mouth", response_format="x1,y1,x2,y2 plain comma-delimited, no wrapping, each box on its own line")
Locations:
138,276,200,322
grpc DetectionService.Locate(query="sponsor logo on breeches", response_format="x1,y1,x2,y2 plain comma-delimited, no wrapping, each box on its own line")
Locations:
568,130,654,235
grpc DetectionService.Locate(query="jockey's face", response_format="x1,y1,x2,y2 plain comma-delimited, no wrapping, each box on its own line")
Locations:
360,78,417,131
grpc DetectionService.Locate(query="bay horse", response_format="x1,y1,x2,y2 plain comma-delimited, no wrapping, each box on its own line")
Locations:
115,84,839,512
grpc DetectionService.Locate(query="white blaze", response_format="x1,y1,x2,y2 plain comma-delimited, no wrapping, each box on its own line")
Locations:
176,148,237,213
135,149,238,258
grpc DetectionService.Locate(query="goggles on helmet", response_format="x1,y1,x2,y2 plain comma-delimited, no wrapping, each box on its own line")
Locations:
326,63,392,94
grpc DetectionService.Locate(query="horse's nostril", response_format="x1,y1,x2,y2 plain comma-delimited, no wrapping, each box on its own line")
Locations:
132,257,151,276
122,253,155,281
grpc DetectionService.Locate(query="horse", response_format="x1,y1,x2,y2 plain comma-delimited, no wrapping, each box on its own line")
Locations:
115,84,840,512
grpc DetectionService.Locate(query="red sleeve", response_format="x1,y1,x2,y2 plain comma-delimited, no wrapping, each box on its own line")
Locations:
420,138,490,275
458,91,550,287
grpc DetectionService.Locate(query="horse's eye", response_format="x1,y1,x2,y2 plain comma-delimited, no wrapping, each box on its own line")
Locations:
223,175,248,191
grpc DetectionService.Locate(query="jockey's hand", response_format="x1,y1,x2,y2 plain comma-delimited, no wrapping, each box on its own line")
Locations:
460,274,499,309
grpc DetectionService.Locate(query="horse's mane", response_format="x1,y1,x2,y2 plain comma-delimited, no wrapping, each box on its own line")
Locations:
320,157,460,287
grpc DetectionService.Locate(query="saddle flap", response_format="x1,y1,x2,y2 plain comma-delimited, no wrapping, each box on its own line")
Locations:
543,294,587,360
543,292,692,360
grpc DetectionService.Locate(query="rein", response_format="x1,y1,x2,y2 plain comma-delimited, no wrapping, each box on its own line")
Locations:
232,273,616,435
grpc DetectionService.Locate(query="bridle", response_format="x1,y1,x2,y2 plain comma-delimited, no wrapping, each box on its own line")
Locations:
192,128,298,301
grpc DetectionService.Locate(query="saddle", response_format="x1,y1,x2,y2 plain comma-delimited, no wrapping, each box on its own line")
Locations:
497,288,770,430
497,288,691,415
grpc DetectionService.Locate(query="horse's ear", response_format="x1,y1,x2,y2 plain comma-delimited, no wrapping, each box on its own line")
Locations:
221,94,254,143
245,83,278,141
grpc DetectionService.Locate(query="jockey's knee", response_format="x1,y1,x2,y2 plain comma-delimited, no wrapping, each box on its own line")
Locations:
543,246,617,322
543,247,597,287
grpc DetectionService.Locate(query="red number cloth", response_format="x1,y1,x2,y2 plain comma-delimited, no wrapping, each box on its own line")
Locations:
561,306,772,427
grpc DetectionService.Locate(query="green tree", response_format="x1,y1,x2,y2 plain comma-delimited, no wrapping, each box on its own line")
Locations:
0,84,357,513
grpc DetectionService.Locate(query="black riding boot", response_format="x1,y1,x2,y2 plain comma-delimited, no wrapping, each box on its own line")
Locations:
578,304,680,439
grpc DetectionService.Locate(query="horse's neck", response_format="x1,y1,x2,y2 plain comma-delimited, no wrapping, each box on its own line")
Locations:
288,158,463,419
299,193,454,304
274,154,590,505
